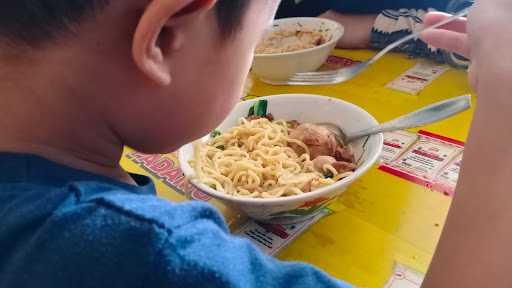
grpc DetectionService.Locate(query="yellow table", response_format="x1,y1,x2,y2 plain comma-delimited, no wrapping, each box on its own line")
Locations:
121,49,474,288
249,49,474,288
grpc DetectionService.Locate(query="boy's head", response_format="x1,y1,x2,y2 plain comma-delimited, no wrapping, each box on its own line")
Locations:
0,0,279,155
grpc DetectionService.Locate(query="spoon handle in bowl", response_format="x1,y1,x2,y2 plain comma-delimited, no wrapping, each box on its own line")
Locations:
347,95,472,142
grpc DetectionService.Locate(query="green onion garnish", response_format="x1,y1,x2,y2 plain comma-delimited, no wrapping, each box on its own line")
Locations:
248,99,268,117
210,130,222,138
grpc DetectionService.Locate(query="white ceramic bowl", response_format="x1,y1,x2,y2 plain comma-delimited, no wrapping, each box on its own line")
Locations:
252,17,344,81
179,94,383,224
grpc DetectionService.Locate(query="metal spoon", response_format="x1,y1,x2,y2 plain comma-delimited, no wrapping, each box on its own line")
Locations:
319,95,472,145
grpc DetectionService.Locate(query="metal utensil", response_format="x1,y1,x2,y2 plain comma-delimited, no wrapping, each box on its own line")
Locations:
319,95,471,145
263,8,470,86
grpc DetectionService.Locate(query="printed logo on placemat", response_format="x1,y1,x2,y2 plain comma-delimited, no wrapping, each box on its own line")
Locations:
320,55,360,71
235,209,332,255
379,130,465,197
386,62,449,95
126,151,211,201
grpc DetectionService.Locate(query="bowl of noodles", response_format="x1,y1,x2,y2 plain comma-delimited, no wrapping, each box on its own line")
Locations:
179,94,383,224
252,17,344,81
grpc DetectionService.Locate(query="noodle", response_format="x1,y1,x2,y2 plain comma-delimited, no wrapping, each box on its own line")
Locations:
191,118,354,198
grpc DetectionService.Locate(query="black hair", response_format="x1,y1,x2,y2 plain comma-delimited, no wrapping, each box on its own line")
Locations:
0,0,250,47
216,0,252,37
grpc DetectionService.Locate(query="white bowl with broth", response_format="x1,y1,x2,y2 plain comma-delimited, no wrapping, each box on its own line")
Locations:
179,94,383,224
252,17,344,81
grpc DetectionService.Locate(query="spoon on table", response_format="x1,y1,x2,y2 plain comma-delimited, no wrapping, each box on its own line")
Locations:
319,95,472,145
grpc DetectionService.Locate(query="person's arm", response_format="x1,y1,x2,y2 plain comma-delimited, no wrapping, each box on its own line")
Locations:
370,8,464,66
320,8,469,68
277,0,469,67
319,11,377,49
155,216,352,288
77,194,352,288
421,8,512,287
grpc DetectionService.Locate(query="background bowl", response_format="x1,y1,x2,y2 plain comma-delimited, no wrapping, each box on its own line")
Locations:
252,17,344,81
179,94,383,224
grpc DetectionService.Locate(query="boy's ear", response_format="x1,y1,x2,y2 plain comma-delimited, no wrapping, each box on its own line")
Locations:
132,0,217,86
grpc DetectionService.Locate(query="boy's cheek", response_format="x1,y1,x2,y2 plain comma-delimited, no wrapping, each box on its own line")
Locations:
193,89,239,130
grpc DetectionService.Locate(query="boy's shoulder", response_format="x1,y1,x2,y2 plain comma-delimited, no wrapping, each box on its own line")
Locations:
74,179,227,235
0,152,227,249
0,153,229,286
47,176,229,255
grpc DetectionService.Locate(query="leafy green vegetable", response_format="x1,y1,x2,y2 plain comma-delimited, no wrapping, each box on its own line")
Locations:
248,106,255,117
248,99,268,117
210,130,222,138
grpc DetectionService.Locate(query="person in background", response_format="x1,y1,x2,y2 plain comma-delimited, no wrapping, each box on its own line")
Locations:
419,1,512,286
277,0,472,68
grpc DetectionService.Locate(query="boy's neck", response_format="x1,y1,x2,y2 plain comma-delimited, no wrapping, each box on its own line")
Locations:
0,139,135,185
0,57,135,185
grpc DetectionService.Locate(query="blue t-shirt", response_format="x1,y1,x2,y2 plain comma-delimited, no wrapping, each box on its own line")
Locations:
0,153,351,288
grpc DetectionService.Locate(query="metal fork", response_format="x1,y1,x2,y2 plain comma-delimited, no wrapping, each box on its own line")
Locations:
263,8,470,86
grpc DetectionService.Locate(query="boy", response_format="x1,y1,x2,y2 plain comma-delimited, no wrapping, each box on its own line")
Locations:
0,1,351,287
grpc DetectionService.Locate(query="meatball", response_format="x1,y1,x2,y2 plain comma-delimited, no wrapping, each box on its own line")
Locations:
335,146,355,163
332,161,357,174
312,156,337,172
289,123,338,159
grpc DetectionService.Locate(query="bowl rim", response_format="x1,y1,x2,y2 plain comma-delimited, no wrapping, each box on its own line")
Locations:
178,94,384,205
254,17,345,58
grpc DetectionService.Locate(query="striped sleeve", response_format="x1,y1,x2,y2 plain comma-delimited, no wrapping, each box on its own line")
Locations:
370,8,469,69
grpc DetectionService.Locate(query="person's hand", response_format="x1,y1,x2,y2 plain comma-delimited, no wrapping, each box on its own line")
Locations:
420,12,475,88
421,2,512,92
421,12,470,59
421,3,512,288
319,11,377,49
